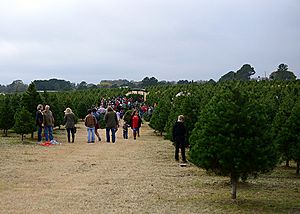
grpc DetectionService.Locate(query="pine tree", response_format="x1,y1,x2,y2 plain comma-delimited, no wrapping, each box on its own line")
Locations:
22,82,42,117
13,107,36,142
285,99,300,174
272,86,297,167
0,95,15,136
189,85,279,199
149,95,172,135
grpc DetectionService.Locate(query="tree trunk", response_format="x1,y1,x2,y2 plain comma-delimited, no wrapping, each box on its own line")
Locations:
231,173,238,199
297,162,300,174
31,132,34,139
285,160,290,167
21,134,24,142
5,129,8,137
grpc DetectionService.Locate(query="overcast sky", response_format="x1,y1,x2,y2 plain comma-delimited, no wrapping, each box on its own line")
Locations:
0,0,299,85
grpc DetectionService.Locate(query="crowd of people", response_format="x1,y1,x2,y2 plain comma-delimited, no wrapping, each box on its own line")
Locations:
35,96,187,163
35,96,150,145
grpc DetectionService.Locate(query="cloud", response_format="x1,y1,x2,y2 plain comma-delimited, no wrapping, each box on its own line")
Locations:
0,0,299,84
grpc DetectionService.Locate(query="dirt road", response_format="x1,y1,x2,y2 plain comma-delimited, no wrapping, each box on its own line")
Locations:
0,121,204,214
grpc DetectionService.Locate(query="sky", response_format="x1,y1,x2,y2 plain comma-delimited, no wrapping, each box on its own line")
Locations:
0,0,299,85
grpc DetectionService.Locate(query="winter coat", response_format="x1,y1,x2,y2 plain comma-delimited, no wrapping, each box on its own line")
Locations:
172,121,186,147
64,113,76,129
43,110,54,127
104,111,118,128
84,114,96,128
36,110,43,127
131,115,142,129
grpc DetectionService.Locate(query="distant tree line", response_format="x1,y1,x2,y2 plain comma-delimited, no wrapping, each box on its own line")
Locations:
0,63,297,94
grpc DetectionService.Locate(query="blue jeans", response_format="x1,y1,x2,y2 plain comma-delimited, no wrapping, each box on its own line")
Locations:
106,127,116,143
87,127,95,143
44,126,53,141
37,126,43,142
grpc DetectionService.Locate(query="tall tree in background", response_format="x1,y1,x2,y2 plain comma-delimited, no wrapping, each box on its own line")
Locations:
235,64,255,81
218,71,236,82
189,85,278,199
5,80,28,93
269,64,297,80
22,83,42,118
141,77,158,87
219,64,255,82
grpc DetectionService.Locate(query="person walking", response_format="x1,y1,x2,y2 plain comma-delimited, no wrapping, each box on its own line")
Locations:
172,115,187,163
84,109,97,143
63,107,76,143
43,105,55,142
92,108,101,141
35,104,44,143
122,121,130,139
130,110,142,140
104,106,119,143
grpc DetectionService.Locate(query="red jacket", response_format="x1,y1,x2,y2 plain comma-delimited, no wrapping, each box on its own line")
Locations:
131,115,141,129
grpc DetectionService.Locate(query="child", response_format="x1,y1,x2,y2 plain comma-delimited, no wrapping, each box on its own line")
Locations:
130,110,142,140
123,121,130,139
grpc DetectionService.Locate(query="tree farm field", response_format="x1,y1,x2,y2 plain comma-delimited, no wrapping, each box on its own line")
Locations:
0,121,299,214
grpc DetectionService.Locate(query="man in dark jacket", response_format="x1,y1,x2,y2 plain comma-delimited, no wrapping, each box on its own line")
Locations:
172,115,187,163
104,106,119,143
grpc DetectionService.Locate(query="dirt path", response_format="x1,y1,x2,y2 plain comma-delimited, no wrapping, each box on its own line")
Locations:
0,121,205,214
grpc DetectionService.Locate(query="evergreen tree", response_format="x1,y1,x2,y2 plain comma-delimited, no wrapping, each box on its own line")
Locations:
235,64,255,81
13,107,36,142
269,64,297,80
189,85,278,199
22,82,42,138
288,99,300,174
22,82,42,118
0,95,15,136
149,95,172,135
77,99,90,120
219,71,235,82
272,86,297,167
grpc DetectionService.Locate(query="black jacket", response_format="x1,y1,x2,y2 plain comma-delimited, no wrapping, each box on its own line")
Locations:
172,121,186,144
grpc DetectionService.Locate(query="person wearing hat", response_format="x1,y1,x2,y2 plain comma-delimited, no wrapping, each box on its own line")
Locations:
63,107,76,143
172,115,187,163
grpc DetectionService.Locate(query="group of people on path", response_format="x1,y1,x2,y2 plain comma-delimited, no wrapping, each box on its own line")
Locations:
36,104,55,144
36,103,143,144
84,106,142,144
36,104,76,144
36,102,187,163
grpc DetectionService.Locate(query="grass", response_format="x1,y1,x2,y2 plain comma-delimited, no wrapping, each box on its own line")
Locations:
0,126,300,213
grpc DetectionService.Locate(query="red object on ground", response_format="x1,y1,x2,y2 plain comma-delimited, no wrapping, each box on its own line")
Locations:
39,141,53,146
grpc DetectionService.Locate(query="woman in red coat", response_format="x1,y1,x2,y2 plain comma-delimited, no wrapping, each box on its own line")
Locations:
130,110,142,140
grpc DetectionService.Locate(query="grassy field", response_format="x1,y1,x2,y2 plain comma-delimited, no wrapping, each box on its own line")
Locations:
0,122,299,214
